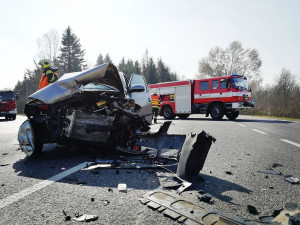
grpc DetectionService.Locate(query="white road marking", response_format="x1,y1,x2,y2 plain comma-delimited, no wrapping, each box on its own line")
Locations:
280,139,300,148
0,162,92,210
238,124,246,127
252,129,267,134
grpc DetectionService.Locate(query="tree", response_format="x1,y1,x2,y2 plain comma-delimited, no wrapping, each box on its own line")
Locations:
95,54,104,65
104,54,113,63
58,26,86,74
37,30,60,63
197,41,262,84
157,58,178,82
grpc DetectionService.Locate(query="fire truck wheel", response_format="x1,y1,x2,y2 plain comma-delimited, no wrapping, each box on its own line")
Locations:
210,103,225,120
162,105,175,119
5,116,9,120
226,111,239,120
178,114,190,119
11,115,16,120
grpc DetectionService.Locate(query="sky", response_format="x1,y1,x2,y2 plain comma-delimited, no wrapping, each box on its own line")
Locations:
0,0,300,90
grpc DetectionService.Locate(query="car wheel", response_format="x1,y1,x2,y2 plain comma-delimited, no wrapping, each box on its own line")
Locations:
210,103,225,120
18,120,44,157
226,111,239,120
178,114,190,119
162,105,175,119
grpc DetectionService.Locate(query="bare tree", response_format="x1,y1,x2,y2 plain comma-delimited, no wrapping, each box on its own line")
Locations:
197,41,262,84
37,29,60,62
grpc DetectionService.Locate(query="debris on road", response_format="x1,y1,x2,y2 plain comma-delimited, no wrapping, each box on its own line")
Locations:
257,170,281,175
141,189,300,224
198,193,213,203
225,171,233,175
2,153,8,155
0,164,9,167
108,188,113,192
272,163,283,168
118,183,127,192
284,176,299,184
247,205,259,215
76,182,87,185
63,210,71,221
73,214,98,222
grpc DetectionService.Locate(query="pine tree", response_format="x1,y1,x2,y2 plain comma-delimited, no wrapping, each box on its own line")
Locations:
104,54,113,63
58,26,86,74
96,54,104,65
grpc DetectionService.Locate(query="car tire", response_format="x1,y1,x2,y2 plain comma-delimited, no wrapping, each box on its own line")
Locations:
31,124,44,155
210,103,225,120
162,105,175,119
178,114,190,119
226,111,239,120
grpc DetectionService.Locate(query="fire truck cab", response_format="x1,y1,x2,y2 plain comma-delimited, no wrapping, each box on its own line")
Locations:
0,90,18,120
149,74,254,120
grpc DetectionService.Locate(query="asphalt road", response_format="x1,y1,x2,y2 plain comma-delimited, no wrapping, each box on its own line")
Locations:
0,115,299,225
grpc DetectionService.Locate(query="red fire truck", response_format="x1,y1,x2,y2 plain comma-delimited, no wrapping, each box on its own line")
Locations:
0,90,18,120
149,74,254,120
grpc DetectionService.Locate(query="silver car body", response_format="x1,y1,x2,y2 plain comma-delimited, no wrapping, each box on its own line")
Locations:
29,63,152,122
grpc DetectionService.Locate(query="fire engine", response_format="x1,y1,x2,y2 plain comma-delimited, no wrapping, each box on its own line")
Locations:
149,74,254,120
0,90,18,120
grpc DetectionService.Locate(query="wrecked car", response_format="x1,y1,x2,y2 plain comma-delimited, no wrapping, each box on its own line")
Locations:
18,63,153,157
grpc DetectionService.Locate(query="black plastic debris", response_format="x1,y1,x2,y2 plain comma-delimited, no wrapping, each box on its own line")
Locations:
269,186,274,189
257,170,281,175
0,164,9,167
108,188,113,192
247,205,259,215
63,210,71,221
1,184,5,186
91,198,95,202
198,193,213,203
2,153,8,155
272,163,282,168
284,176,299,184
225,171,233,175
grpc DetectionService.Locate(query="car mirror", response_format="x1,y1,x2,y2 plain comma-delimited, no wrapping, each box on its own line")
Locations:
129,84,145,93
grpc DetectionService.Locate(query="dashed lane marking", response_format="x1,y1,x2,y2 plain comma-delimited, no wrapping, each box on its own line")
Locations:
238,124,246,127
280,139,300,148
251,129,267,134
0,162,92,210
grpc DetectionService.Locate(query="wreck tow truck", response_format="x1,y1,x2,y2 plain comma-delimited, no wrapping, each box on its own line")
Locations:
149,74,254,120
0,90,18,120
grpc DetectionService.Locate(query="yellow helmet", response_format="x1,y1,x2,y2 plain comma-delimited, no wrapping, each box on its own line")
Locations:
38,59,52,69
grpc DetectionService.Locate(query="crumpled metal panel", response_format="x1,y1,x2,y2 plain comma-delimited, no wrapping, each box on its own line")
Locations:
141,190,300,225
29,63,124,104
17,120,34,156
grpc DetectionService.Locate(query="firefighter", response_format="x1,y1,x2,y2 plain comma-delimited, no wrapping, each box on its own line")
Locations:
38,59,59,90
151,89,160,123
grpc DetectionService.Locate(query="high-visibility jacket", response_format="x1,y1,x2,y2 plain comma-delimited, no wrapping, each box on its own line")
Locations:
39,67,59,90
151,94,160,108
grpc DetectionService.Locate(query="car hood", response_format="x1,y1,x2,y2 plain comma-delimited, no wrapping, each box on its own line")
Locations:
29,63,124,104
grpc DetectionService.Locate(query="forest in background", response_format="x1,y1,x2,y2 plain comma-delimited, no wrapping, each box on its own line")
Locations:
14,28,300,118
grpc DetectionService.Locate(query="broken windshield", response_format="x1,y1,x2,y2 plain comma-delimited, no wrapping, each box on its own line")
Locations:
232,77,248,90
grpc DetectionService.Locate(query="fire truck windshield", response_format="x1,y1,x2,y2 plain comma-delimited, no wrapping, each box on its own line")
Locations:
0,92,15,101
232,77,248,90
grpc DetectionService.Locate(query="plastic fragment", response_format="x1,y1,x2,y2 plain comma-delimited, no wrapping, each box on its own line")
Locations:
257,170,281,175
118,183,127,192
284,177,299,184
198,193,213,203
225,171,233,175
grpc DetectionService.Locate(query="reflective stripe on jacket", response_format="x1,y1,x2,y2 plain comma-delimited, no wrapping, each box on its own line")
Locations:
151,94,160,108
39,71,58,90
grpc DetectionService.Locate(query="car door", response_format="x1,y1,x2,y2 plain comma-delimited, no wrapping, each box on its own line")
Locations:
129,74,152,123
